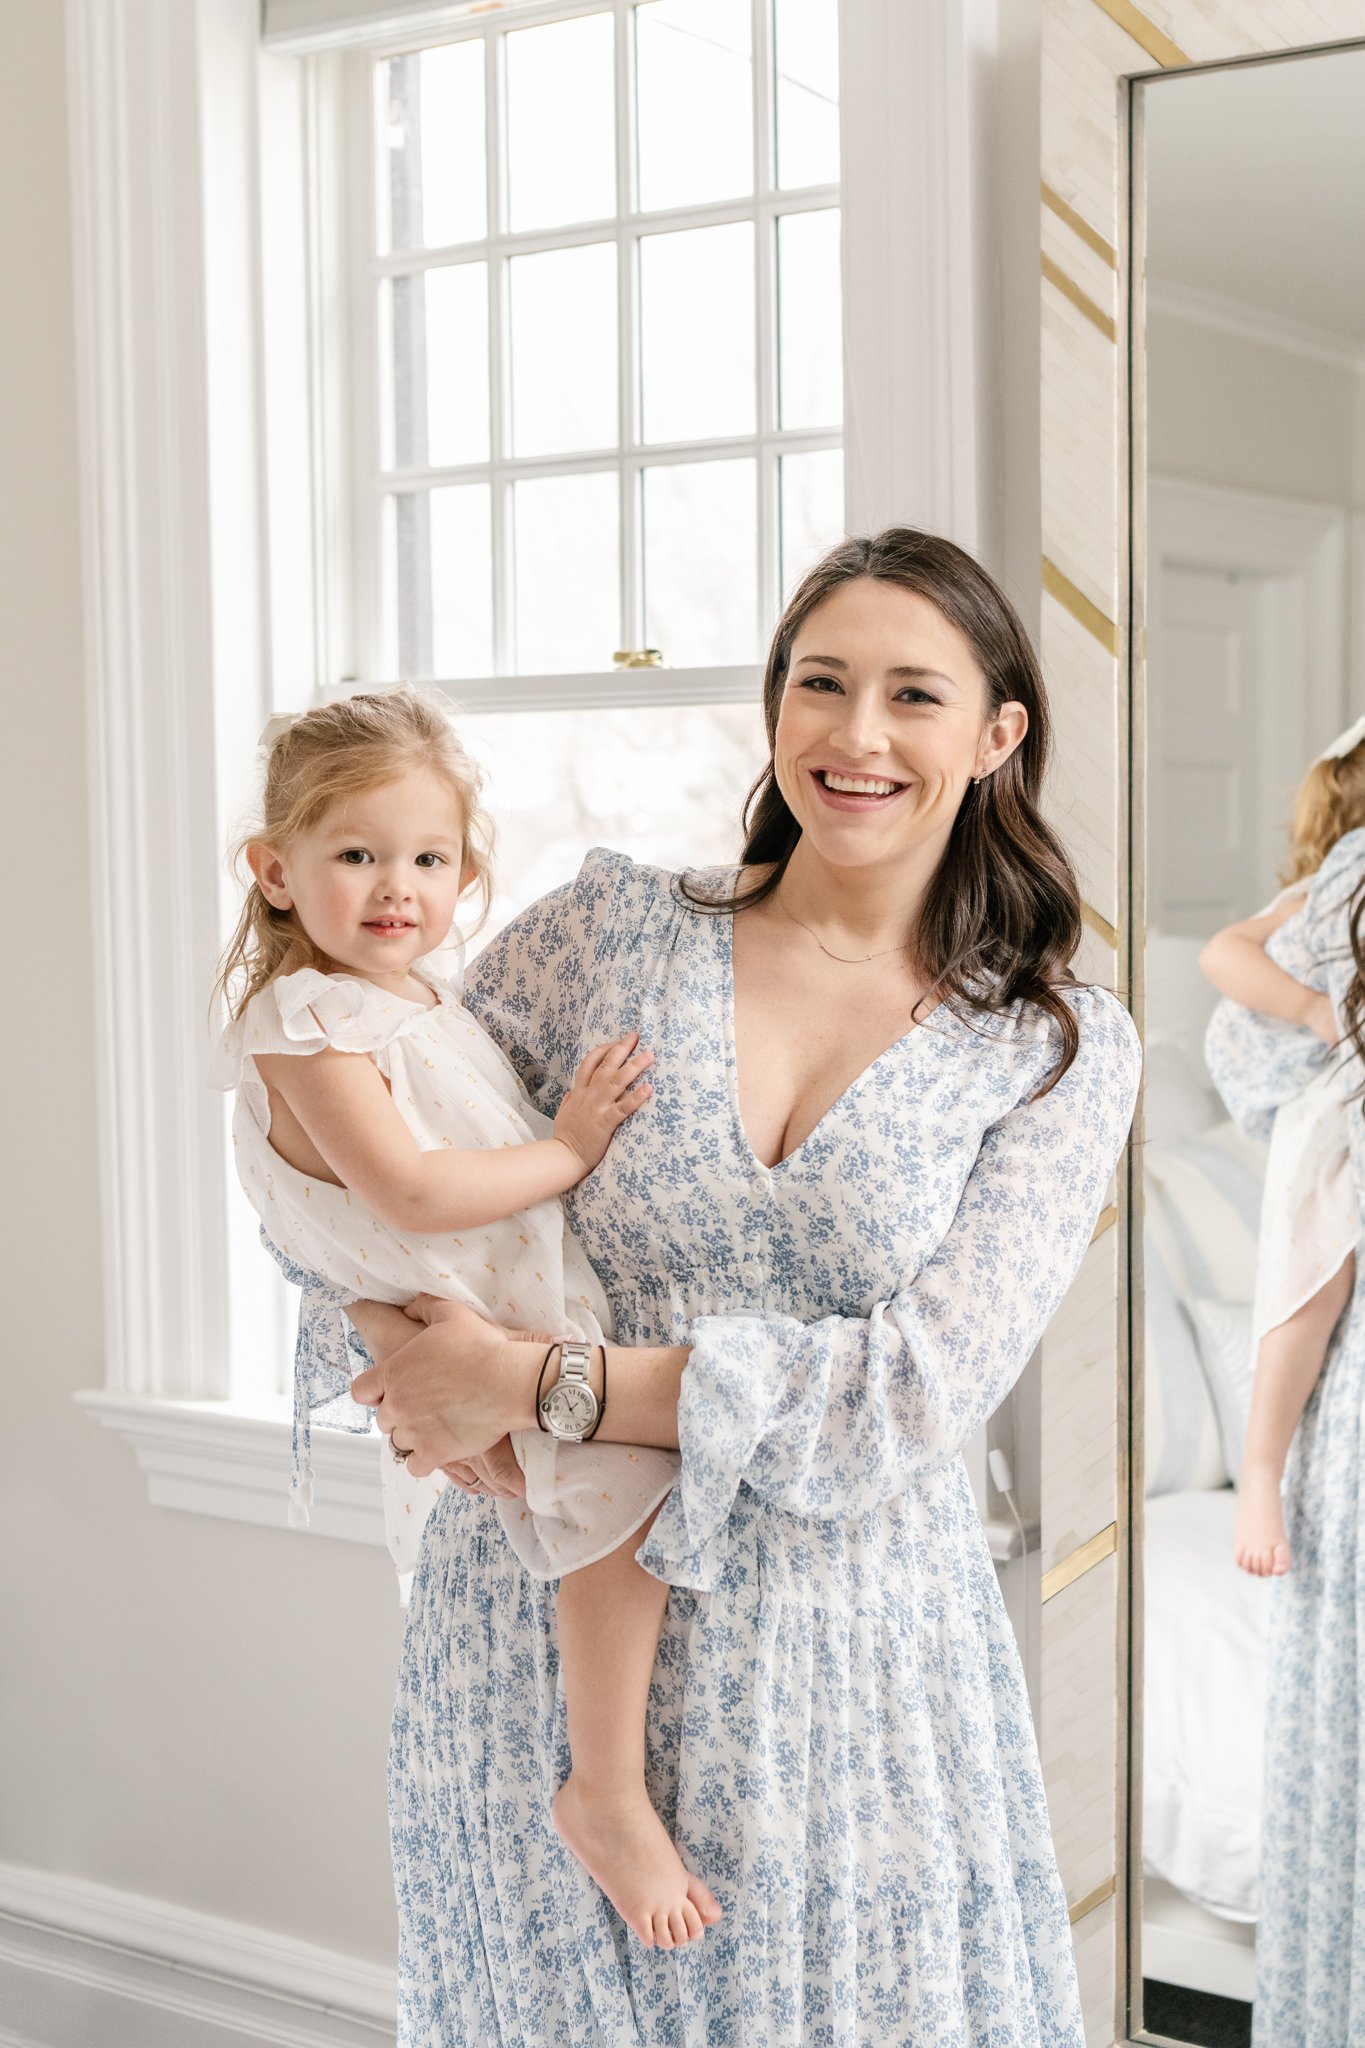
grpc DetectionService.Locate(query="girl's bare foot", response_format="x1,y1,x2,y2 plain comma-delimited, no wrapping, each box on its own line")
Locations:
1235,1468,1291,1576
551,1772,723,1947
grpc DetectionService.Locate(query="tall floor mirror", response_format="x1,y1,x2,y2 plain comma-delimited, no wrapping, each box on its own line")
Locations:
1134,33,1365,2048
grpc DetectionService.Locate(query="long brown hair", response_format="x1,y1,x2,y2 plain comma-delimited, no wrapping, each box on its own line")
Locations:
214,686,495,1022
687,528,1087,1091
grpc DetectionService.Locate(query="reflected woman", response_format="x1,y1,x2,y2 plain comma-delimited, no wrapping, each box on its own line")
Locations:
1205,792,1365,2047
344,530,1142,2047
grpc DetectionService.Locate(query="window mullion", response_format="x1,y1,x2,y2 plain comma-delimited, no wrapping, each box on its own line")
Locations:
615,0,638,653
753,0,778,633
486,27,514,676
349,54,387,679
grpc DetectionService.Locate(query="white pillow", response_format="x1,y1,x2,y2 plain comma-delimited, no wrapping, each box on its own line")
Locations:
1144,1244,1229,1494
1141,1038,1226,1148
1189,1298,1255,1483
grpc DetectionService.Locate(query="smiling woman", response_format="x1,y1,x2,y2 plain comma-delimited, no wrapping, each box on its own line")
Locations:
340,527,1143,2046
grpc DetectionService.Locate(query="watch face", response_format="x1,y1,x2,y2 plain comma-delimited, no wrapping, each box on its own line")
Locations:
542,1382,598,1435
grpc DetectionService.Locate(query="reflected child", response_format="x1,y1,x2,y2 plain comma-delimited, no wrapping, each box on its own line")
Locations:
1199,722,1365,1575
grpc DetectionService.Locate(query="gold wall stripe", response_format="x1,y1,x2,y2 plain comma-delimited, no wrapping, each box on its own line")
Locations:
1042,1521,1117,1603
1042,557,1120,658
1041,253,1117,344
1068,1875,1117,1926
1090,1203,1118,1244
1081,899,1119,950
1041,183,1116,269
1088,0,1189,68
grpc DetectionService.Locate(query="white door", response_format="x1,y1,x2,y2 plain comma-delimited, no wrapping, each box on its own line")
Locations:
1148,479,1350,935
1149,562,1271,935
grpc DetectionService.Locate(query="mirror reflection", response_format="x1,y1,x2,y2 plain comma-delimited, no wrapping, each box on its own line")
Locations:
1139,44,1365,2048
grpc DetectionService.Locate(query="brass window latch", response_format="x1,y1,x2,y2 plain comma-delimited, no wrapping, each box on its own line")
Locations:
612,649,666,669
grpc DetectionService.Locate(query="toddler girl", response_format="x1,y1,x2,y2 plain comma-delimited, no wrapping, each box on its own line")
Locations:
210,687,721,1949
1199,720,1365,1576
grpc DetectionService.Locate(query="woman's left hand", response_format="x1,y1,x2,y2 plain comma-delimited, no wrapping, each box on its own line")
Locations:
443,1437,525,1500
350,1299,540,1478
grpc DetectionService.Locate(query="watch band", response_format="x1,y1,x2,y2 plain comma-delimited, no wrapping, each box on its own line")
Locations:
558,1339,592,1392
538,1338,599,1441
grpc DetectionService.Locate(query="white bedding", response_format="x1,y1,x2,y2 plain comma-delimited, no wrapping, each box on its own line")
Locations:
1143,1488,1275,1922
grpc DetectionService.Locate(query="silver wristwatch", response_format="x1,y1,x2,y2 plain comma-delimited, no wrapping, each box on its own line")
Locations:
538,1339,600,1441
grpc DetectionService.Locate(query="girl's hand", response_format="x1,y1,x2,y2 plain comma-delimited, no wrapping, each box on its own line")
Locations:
351,1300,539,1476
552,1033,654,1178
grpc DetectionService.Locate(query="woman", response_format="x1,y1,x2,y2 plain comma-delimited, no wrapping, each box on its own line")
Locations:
1201,826,1365,2046
345,529,1142,2047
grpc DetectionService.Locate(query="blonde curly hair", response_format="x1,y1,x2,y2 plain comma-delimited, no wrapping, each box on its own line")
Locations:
215,687,494,1021
1282,737,1365,886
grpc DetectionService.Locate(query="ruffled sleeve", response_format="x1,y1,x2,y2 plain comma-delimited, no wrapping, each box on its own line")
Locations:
258,966,440,1060
1203,830,1365,1137
638,986,1142,1592
209,967,455,1131
462,846,670,1114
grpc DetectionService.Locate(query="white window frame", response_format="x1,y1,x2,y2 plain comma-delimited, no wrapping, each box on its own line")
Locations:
70,0,995,1539
337,0,841,703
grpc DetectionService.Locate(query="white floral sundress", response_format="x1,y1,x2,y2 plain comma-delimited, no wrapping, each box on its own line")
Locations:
210,963,678,1584
1205,828,1365,2047
378,848,1141,2048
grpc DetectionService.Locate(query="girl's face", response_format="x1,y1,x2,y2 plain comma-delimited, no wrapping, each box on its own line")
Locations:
773,577,1027,879
250,767,470,980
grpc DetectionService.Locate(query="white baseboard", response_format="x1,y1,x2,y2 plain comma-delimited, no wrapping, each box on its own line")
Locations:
0,1861,394,2048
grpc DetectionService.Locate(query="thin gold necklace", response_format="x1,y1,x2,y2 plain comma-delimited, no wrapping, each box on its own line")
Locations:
775,892,910,965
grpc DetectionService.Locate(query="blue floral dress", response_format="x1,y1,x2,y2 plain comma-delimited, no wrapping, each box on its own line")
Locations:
1204,828,1365,2047
387,849,1141,2048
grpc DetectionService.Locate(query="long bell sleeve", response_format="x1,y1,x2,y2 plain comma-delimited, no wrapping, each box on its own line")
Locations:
638,986,1141,1591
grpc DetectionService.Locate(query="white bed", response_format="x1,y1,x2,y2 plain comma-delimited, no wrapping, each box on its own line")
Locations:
1139,936,1273,2001
1142,1490,1275,1999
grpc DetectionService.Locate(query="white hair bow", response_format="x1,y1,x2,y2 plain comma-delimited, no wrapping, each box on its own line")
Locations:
258,711,300,750
1316,715,1365,765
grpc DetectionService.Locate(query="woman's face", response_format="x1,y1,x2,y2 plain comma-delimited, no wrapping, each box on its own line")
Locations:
773,576,1027,878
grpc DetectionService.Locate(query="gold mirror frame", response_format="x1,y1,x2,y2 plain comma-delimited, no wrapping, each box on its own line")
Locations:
1036,3,1365,2041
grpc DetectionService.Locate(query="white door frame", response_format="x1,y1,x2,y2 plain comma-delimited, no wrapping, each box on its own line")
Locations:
1148,474,1348,741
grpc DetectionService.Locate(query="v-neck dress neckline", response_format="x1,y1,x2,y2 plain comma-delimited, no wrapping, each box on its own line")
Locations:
716,888,951,1175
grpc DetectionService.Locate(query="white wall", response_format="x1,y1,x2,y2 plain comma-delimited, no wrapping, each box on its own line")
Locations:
0,0,404,1971
1148,306,1365,510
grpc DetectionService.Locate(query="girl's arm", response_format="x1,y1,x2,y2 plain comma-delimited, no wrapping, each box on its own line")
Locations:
255,1032,653,1235
1198,891,1322,1025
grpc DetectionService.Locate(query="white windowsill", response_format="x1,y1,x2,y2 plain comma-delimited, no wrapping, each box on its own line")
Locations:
76,1390,388,1547
78,1389,1029,1564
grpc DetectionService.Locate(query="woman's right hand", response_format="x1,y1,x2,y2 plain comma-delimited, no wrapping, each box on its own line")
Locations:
552,1032,654,1176
401,1295,552,1496
351,1300,541,1476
